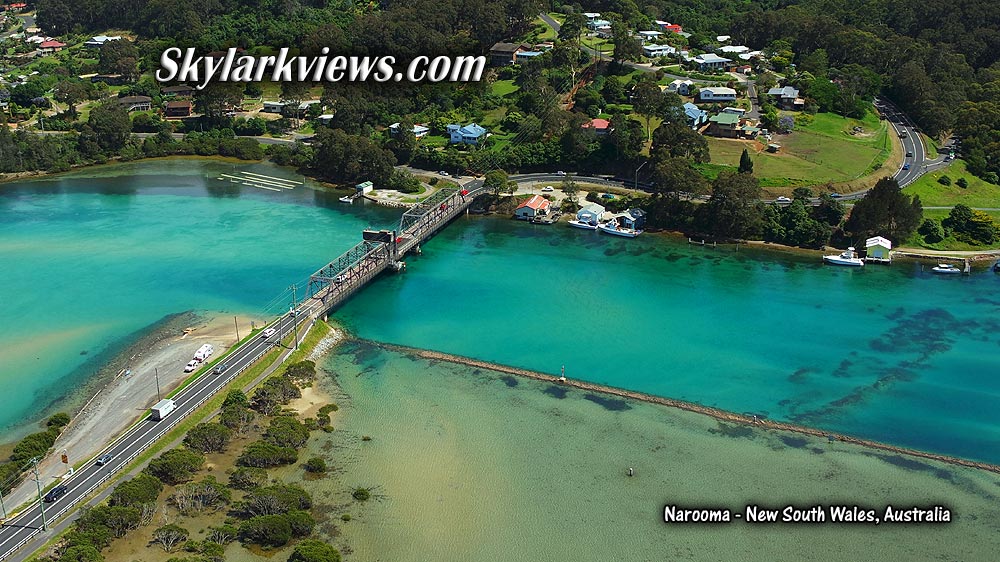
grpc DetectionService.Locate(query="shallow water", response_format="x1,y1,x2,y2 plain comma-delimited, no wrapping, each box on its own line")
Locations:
295,342,1000,561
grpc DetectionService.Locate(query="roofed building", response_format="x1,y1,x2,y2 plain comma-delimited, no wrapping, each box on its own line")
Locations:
118,95,152,112
514,195,551,220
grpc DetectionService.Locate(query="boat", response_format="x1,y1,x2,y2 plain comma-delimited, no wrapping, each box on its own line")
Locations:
568,219,598,230
993,260,1000,273
598,220,642,238
338,195,355,204
822,247,864,267
931,263,961,274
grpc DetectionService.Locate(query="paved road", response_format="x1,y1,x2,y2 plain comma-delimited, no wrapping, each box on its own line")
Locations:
0,308,316,561
874,97,931,188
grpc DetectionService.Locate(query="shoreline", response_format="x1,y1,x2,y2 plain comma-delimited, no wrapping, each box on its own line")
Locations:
367,340,1000,475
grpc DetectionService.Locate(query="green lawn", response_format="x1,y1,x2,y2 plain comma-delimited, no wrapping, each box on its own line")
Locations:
492,79,519,97
922,133,939,159
421,134,449,148
903,159,1000,208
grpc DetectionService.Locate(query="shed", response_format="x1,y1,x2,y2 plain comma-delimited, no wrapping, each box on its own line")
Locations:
514,195,551,220
576,203,606,225
356,181,374,194
865,236,892,262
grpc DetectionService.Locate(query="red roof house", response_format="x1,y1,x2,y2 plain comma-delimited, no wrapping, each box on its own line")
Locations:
582,118,612,135
514,195,551,219
38,40,66,53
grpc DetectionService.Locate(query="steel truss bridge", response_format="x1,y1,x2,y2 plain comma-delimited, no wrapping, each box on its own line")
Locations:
306,182,486,313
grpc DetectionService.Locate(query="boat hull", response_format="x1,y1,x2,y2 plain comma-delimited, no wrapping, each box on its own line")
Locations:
568,220,598,230
598,224,642,238
822,256,864,267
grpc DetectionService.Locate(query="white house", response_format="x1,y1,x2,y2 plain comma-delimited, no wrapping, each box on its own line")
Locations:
698,87,737,103
514,195,551,220
85,35,121,48
576,203,606,225
719,45,750,54
721,106,745,116
586,18,612,30
447,123,487,145
643,44,675,58
666,79,694,95
693,53,731,71
389,122,430,138
583,12,601,21
865,236,892,262
262,101,288,113
716,35,731,43
638,30,663,41
316,114,335,126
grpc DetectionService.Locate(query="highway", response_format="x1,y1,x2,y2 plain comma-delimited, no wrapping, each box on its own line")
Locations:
0,307,316,561
876,97,929,188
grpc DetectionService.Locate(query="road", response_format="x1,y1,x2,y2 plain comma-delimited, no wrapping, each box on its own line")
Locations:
0,307,316,561
875,97,930,188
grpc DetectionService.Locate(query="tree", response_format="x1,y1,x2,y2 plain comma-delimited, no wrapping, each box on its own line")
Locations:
918,218,945,243
263,416,310,449
280,81,311,123
193,82,244,121
650,155,708,196
238,440,298,468
87,103,131,152
389,118,417,162
54,80,88,118
943,204,999,244
304,457,327,473
560,178,579,205
184,423,233,453
145,449,205,485
239,515,293,548
738,148,754,174
58,545,104,562
843,177,922,244
558,13,586,42
701,171,763,239
814,194,846,226
152,524,189,552
229,466,268,490
651,122,710,162
632,80,662,142
288,539,342,562
611,20,641,63
109,473,163,508
484,169,510,197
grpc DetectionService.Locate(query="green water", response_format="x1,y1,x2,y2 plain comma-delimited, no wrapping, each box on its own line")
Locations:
290,342,1000,561
0,159,398,436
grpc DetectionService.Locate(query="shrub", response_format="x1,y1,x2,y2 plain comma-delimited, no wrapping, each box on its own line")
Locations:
183,423,233,453
10,427,60,463
285,510,316,537
283,361,316,385
340,514,351,522
352,488,371,502
956,177,969,188
152,524,189,552
304,457,327,473
918,218,945,243
145,449,205,485
206,524,239,545
238,514,292,547
288,539,342,562
243,484,312,516
262,416,310,449
251,376,301,415
937,175,951,185
237,441,298,468
110,473,163,508
46,412,71,428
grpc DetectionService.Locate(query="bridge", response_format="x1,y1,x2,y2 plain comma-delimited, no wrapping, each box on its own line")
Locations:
0,179,488,562
306,180,486,313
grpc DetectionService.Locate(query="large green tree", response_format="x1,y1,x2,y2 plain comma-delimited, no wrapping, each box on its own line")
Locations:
843,176,922,243
700,171,763,239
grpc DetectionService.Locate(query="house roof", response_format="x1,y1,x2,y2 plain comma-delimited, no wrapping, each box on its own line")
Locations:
490,42,528,54
865,236,892,249
719,45,749,53
694,53,731,64
517,195,550,210
165,100,191,109
582,118,611,130
516,51,543,57
639,30,662,36
454,123,486,137
701,86,737,96
767,86,799,99
118,95,152,104
161,84,193,93
683,103,705,119
39,40,65,48
709,113,740,125
645,44,675,53
580,203,605,214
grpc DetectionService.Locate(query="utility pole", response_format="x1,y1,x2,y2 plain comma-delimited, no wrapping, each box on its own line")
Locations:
32,457,47,531
290,284,299,350
635,161,648,190
234,316,240,341
154,368,161,401
1,480,7,518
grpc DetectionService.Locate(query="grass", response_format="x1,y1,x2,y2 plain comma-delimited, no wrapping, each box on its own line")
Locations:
922,134,939,159
903,159,1000,208
491,79,519,97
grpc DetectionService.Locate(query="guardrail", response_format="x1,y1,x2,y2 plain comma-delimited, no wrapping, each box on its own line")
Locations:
0,319,314,562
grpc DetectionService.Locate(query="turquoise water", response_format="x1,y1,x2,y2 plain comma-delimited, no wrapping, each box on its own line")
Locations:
300,342,1000,561
334,219,1000,463
0,159,396,435
4,160,1000,465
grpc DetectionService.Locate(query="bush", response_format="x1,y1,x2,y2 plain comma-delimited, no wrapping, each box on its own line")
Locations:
10,427,60,463
263,416,310,449
145,449,205,485
352,488,371,502
47,412,71,428
303,457,327,473
340,514,351,522
243,484,312,516
918,218,945,243
239,515,292,547
251,376,301,415
152,524,189,552
937,175,952,185
184,423,233,453
110,473,163,508
285,510,315,537
956,177,969,188
288,539,342,562
228,466,268,490
283,361,316,385
237,441,298,468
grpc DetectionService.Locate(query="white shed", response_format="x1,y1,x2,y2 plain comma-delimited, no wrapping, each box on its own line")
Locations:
865,236,892,262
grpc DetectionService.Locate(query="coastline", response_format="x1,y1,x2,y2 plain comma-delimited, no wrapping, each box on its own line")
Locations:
1,311,264,511
368,340,1000,475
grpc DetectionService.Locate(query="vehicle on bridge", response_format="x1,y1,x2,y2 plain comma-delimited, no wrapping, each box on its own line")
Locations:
150,398,176,421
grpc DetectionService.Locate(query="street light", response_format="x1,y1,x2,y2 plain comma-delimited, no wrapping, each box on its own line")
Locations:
635,161,648,190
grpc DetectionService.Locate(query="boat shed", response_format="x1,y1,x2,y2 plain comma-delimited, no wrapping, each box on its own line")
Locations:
576,203,606,224
356,181,374,194
514,195,551,220
865,236,892,263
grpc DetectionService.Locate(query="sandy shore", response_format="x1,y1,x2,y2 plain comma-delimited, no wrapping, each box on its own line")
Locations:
3,313,263,512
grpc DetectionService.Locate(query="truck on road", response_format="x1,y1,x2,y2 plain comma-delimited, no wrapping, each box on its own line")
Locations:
150,399,176,421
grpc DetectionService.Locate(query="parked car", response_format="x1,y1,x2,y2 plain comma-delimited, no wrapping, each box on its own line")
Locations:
183,360,198,373
906,151,913,157
438,170,449,176
541,186,554,192
43,484,68,503
96,453,114,466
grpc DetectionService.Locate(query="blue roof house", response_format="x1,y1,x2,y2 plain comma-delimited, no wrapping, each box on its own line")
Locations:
683,102,707,129
447,123,487,145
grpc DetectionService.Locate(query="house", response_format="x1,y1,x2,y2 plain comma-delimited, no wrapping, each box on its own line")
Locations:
25,35,46,44
721,107,745,116
708,112,741,137
447,123,487,145
693,53,731,71
683,103,708,129
3,2,27,10
586,18,612,30
262,101,288,113
583,12,601,21
515,51,544,63
514,195,551,220
766,86,804,110
865,236,892,262
37,40,66,53
315,114,335,126
488,42,530,66
654,20,683,33
734,64,752,74
643,44,675,58
161,84,194,98
666,79,694,95
595,26,613,39
716,35,731,43
118,95,152,112
533,42,554,52
613,209,646,229
85,35,121,48
719,45,750,55
698,87,737,103
739,51,764,61
389,122,430,138
576,203,606,224
638,30,663,41
164,100,192,118
581,118,612,135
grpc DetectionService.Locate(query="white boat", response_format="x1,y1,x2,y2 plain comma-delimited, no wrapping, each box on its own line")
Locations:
931,263,961,274
598,221,642,238
568,219,598,230
823,247,864,267
339,195,355,204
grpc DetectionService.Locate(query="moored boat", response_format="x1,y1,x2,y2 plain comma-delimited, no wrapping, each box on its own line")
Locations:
822,247,864,267
931,263,961,274
568,219,598,230
598,221,642,238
